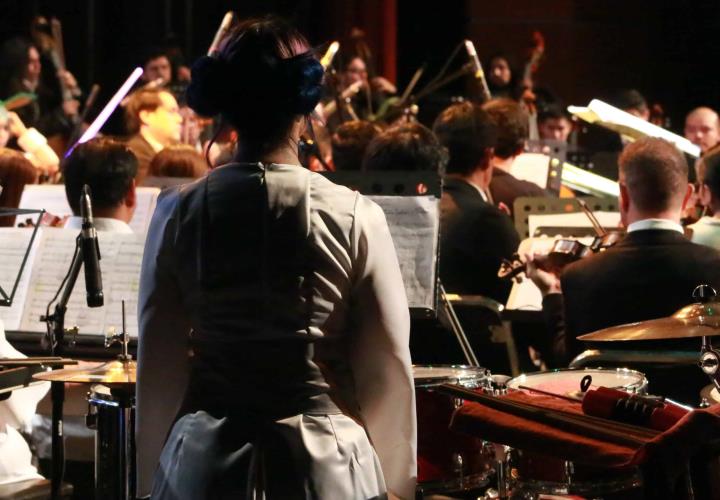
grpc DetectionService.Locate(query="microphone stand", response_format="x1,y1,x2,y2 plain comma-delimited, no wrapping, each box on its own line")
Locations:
40,234,83,500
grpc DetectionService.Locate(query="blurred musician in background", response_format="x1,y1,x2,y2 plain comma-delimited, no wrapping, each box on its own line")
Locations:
528,138,720,367
537,103,573,144
362,121,446,172
0,37,80,144
123,87,182,184
688,143,720,248
0,149,38,227
140,48,173,87
684,106,720,154
0,110,59,177
483,98,547,213
330,120,381,171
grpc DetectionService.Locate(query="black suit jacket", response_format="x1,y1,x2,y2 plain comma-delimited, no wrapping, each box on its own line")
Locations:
547,229,720,365
440,177,520,303
489,168,547,214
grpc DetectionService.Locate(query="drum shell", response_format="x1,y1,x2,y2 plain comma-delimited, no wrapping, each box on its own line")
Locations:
87,384,136,500
413,365,494,493
504,368,647,497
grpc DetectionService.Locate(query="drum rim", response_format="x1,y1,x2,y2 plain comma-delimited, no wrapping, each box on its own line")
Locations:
413,364,489,386
507,367,648,391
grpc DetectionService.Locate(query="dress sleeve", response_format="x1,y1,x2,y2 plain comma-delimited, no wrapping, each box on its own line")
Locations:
348,195,417,500
135,190,192,497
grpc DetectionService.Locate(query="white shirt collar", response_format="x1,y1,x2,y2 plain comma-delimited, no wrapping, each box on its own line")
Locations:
64,216,134,234
626,218,684,234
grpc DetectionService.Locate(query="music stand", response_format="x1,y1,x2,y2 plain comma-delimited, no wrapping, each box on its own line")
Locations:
0,208,44,307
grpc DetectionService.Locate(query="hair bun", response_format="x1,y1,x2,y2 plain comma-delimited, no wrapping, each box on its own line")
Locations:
186,56,229,117
282,54,324,115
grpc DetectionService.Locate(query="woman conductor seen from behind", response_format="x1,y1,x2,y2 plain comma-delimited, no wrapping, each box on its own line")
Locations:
136,17,417,500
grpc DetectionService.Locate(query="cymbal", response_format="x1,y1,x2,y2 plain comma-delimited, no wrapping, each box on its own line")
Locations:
578,302,720,342
33,359,136,385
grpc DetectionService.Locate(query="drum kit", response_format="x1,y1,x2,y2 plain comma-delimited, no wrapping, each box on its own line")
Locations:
33,325,136,500
413,286,720,499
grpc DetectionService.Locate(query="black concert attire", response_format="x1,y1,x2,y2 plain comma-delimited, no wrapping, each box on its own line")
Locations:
489,167,547,214
542,221,720,401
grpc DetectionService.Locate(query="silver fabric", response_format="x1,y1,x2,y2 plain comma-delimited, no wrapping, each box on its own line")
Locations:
136,163,416,499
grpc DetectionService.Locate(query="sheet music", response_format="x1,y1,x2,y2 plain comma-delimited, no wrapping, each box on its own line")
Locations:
0,228,42,330
17,185,160,234
19,228,144,337
369,196,439,309
510,153,550,189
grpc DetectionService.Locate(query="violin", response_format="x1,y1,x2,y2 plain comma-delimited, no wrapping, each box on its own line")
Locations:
498,199,623,281
498,231,622,281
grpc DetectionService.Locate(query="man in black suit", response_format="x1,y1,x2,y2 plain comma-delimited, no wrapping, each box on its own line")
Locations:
529,137,720,368
483,98,547,213
431,102,525,373
433,101,520,303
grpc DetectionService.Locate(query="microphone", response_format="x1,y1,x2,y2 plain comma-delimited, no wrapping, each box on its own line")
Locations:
463,39,492,102
80,185,103,308
208,11,235,56
320,41,340,70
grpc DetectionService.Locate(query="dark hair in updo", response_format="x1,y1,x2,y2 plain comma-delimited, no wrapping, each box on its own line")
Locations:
186,18,323,158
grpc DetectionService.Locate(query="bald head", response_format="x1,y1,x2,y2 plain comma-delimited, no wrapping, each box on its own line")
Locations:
684,107,720,153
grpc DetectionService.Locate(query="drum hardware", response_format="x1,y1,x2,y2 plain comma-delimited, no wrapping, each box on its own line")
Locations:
412,365,495,495
34,300,136,500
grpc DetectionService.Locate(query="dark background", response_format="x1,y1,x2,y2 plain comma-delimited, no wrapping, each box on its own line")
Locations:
1,0,719,132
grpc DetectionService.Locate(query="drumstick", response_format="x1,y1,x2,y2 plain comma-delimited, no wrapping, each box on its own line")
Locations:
440,384,657,447
518,384,582,403
516,385,659,439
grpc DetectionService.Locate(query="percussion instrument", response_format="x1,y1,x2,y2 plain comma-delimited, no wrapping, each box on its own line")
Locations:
505,368,647,498
507,368,648,399
87,384,135,500
412,365,494,494
578,301,720,342
33,359,136,385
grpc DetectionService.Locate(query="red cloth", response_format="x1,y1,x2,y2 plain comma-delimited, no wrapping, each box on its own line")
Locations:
450,390,720,494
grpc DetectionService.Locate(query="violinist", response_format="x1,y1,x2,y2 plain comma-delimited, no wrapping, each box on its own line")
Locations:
527,137,720,367
433,101,520,304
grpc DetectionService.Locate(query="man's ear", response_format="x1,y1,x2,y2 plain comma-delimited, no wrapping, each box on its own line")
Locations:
699,183,713,208
138,109,151,127
681,183,694,211
125,179,137,209
619,182,630,213
480,147,494,170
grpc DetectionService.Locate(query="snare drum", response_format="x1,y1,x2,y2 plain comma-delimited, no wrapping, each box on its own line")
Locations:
413,365,494,494
87,384,135,500
507,368,648,398
505,368,647,497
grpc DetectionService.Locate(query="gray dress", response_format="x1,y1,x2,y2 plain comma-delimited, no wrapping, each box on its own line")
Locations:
136,163,416,499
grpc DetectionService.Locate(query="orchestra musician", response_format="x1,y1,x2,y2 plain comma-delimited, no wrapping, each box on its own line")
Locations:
330,120,382,171
483,98,547,213
687,143,720,248
0,37,80,144
432,101,520,304
136,18,416,499
0,110,59,177
123,87,183,185
684,106,720,154
527,137,720,367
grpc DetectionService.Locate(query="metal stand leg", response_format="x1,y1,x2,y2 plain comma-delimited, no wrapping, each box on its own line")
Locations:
439,284,480,367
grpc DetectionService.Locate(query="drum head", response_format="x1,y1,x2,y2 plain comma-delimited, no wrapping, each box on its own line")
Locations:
507,368,647,396
413,365,488,388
